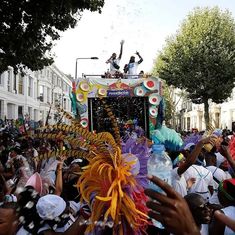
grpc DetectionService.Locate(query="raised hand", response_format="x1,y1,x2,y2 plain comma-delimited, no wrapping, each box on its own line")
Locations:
57,154,66,163
144,175,200,235
200,135,218,145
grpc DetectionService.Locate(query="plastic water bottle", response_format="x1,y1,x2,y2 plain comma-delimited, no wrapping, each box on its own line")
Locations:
147,144,173,228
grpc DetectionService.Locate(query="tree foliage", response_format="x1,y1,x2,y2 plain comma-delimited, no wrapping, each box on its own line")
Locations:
153,7,235,128
0,0,104,73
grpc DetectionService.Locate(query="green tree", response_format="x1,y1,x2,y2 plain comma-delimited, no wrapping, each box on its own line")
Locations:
0,0,104,74
153,7,235,129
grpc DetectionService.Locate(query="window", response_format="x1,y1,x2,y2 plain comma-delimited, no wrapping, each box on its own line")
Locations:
28,77,33,96
7,70,11,91
18,74,24,94
39,85,44,102
47,87,50,103
53,74,57,85
0,100,2,118
187,117,190,130
28,107,32,118
63,98,66,109
34,82,37,99
18,106,23,118
54,93,58,104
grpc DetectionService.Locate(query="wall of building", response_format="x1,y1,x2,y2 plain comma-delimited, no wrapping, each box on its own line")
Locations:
177,88,235,131
0,64,72,125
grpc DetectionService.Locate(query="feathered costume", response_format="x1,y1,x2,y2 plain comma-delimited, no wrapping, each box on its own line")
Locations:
33,104,149,235
151,125,183,151
180,133,203,150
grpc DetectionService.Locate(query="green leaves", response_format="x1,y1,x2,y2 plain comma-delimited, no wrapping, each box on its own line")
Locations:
154,7,235,105
0,0,105,73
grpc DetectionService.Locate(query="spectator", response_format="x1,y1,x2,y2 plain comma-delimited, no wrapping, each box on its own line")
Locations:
210,178,235,235
184,193,211,235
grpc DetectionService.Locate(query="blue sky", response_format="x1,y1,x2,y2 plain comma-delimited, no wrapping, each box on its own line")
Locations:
53,0,235,77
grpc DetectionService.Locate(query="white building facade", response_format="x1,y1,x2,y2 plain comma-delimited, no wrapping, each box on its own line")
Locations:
177,88,235,131
0,64,72,125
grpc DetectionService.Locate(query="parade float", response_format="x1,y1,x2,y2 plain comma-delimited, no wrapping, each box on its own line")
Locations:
72,75,163,137
31,74,184,234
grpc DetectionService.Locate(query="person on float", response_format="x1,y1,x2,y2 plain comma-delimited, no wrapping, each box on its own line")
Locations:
126,51,143,79
106,40,124,75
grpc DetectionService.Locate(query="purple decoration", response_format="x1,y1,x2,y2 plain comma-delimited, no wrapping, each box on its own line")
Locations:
122,137,150,188
181,133,203,150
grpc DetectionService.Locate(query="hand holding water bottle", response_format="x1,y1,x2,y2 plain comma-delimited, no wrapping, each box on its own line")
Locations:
147,143,172,229
145,176,200,235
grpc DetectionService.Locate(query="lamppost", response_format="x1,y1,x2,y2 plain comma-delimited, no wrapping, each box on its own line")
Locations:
75,57,99,84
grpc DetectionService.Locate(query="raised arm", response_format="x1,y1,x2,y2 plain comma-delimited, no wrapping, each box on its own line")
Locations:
136,51,143,64
177,136,217,176
54,155,66,196
118,40,124,59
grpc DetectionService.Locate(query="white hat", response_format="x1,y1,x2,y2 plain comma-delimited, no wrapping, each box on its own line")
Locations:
215,152,225,167
36,195,66,220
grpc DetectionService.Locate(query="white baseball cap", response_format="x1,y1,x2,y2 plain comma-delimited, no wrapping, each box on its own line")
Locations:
36,195,66,220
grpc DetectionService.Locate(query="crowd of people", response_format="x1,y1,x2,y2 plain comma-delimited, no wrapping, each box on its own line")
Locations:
0,116,235,235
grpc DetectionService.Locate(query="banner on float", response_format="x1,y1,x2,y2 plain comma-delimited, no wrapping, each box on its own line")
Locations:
107,90,130,97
